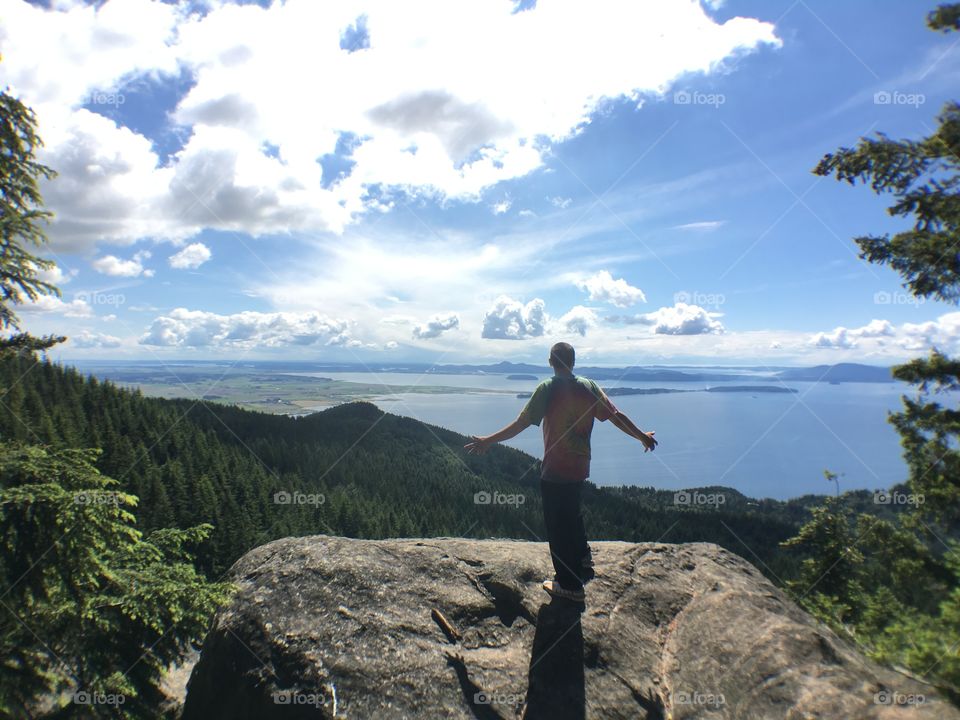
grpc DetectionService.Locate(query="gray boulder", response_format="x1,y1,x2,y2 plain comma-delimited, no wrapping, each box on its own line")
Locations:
182,536,957,719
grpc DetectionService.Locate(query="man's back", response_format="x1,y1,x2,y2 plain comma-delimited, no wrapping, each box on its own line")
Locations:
521,375,618,482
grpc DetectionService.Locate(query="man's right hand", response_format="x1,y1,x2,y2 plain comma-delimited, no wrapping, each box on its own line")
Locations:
464,436,491,455
639,430,657,452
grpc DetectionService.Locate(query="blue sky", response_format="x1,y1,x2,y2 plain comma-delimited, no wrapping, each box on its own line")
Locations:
3,0,959,366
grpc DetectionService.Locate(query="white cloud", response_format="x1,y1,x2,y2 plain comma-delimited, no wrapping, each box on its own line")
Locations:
811,327,856,349
810,318,896,349
557,305,599,337
32,262,75,286
490,197,512,215
548,196,573,209
18,294,93,318
412,312,460,339
92,250,153,277
518,209,536,218
140,308,352,348
3,0,780,251
672,220,726,231
620,302,724,335
481,295,547,340
169,242,212,269
71,330,122,348
575,270,646,307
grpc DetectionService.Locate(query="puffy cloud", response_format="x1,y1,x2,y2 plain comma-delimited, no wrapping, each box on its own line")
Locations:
18,295,93,318
575,270,646,307
811,327,856,349
169,242,212,270
481,296,547,340
140,308,351,348
490,198,512,215
557,306,598,337
548,196,573,209
810,318,897,349
92,250,153,277
71,330,122,348
3,0,780,251
856,319,896,338
33,262,74,286
620,302,724,335
412,312,460,339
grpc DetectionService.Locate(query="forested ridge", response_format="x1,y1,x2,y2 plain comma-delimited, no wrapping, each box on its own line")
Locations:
0,352,822,580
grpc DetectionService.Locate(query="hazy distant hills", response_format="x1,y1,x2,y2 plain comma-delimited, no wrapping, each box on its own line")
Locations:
773,363,894,383
72,359,898,384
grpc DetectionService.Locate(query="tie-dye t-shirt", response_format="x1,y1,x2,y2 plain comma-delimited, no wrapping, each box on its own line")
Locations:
520,375,618,482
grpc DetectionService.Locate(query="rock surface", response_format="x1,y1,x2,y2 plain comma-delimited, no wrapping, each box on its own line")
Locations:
182,536,958,719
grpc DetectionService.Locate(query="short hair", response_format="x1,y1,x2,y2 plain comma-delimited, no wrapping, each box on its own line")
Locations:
549,342,575,371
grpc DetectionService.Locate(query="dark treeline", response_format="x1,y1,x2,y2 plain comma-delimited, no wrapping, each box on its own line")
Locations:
0,352,829,581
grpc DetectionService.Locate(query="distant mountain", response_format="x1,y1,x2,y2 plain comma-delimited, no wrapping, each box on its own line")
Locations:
775,363,894,383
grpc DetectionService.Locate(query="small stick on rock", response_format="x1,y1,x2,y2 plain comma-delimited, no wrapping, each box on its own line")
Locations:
431,607,462,644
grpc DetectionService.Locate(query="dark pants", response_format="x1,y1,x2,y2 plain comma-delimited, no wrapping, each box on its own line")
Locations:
540,476,588,591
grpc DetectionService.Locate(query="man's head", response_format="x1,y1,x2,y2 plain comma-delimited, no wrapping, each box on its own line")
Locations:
549,342,575,373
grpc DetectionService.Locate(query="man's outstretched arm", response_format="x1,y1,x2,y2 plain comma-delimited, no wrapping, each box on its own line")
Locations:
464,414,532,455
609,410,657,452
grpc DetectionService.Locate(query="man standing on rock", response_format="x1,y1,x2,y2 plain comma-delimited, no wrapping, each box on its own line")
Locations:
465,342,657,602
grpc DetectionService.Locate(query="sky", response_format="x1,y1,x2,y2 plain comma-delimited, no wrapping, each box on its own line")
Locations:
3,0,959,367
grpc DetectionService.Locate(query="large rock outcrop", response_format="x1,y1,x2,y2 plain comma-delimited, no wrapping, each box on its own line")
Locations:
182,536,957,719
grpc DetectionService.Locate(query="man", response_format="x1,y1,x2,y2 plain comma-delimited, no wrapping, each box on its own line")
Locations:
465,342,657,603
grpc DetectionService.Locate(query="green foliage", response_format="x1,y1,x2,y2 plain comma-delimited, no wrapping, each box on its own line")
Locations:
0,442,233,718
886,350,960,529
796,6,960,700
0,90,60,330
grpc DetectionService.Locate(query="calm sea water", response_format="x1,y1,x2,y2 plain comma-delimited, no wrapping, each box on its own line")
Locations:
299,371,911,501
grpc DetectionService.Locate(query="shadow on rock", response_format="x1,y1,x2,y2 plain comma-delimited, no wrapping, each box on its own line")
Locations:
522,599,585,720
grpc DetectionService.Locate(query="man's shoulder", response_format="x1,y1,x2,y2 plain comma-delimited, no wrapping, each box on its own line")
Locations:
573,375,602,392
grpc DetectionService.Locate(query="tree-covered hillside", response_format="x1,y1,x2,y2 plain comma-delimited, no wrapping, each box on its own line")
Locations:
0,352,809,580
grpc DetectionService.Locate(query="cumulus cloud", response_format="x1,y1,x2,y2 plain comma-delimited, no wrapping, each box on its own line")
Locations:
575,270,646,307
33,262,74,286
71,330,122,348
169,242,212,269
140,308,352,348
2,0,780,251
620,302,724,335
490,198,512,215
548,196,573,209
412,312,460,339
481,295,547,340
557,305,598,337
18,295,93,318
92,250,153,277
810,318,896,349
